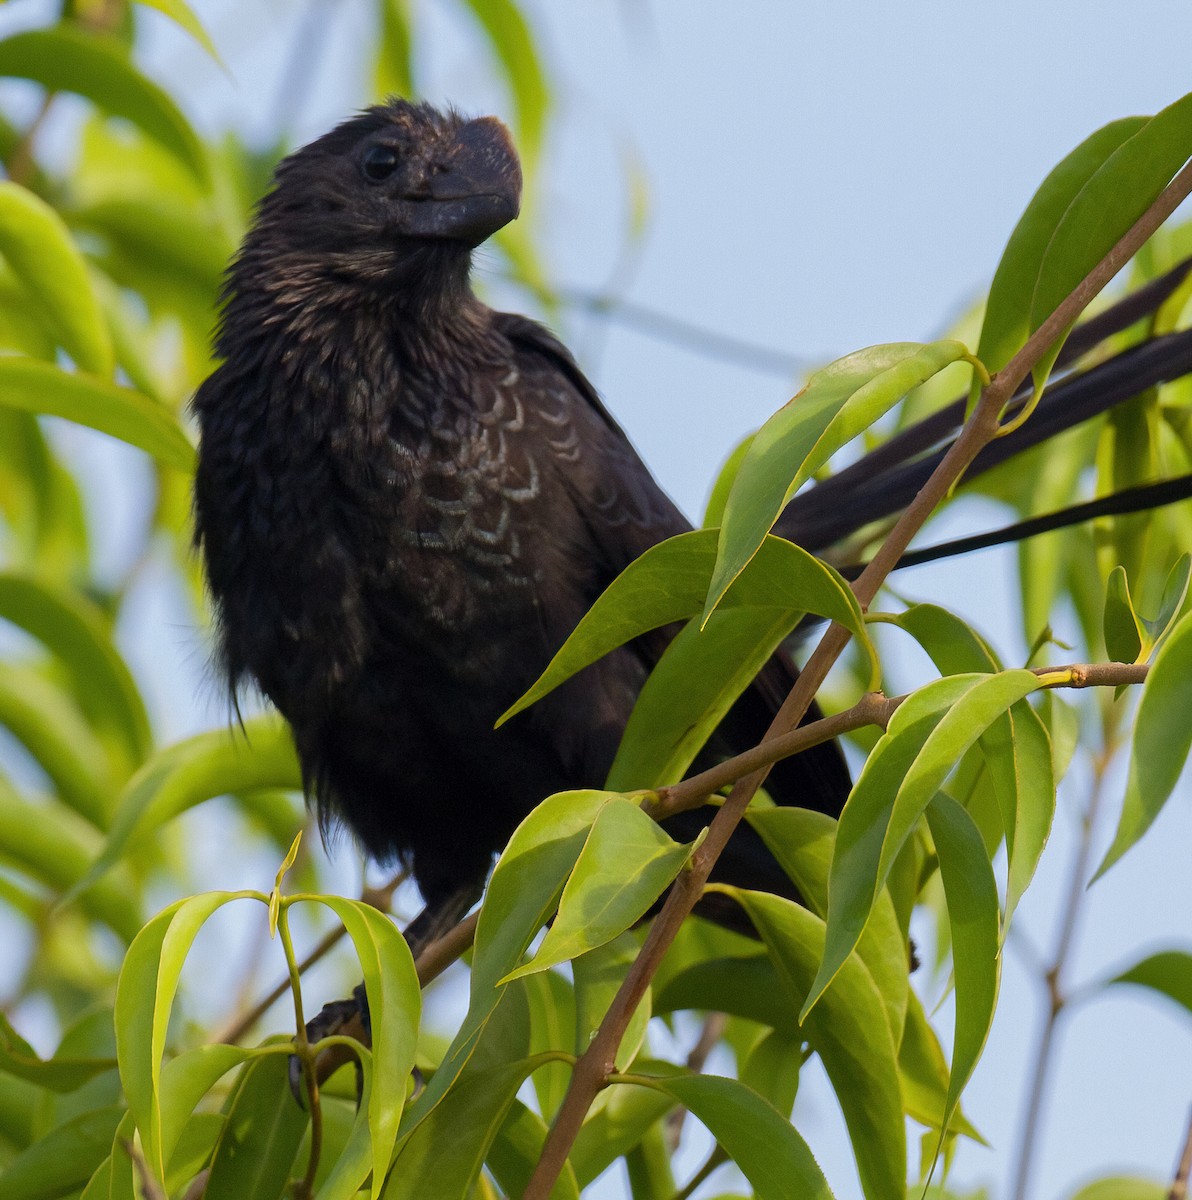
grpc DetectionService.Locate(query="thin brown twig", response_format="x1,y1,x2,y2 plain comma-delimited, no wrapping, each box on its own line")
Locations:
651,660,1148,823
522,153,1192,1200
1170,1106,1192,1200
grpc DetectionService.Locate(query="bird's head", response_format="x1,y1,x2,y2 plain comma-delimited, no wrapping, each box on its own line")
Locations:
235,100,522,300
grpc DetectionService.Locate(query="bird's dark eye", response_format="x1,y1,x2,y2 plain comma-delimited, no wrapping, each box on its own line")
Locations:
361,144,400,182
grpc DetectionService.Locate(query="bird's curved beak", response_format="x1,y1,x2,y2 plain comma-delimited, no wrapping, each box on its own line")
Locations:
404,117,522,247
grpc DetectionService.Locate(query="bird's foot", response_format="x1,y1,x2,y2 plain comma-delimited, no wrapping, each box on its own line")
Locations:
289,983,370,1105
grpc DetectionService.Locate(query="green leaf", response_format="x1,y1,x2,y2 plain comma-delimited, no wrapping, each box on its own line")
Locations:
387,1055,554,1200
975,118,1145,396
608,606,806,789
485,1099,580,1200
872,604,1001,674
923,795,1000,1144
707,340,975,617
504,799,689,979
633,1071,837,1200
400,791,612,1136
0,359,194,471
1029,91,1192,393
521,969,574,1120
0,572,151,767
0,781,142,943
70,717,301,901
204,1051,310,1200
1106,949,1192,1017
0,183,113,376
0,1105,124,1200
501,529,872,724
1141,553,1192,649
898,993,984,1142
1103,566,1145,664
739,1029,802,1117
457,0,549,165
1095,610,1192,878
983,699,1055,924
133,0,223,62
0,1011,116,1093
748,806,908,1047
654,951,795,1033
728,889,905,1200
0,27,209,185
807,670,1040,1016
301,896,420,1198
572,935,652,1074
114,891,259,1185
0,663,116,828
157,1044,254,1180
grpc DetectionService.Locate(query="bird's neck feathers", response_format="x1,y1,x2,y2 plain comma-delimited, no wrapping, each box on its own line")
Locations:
214,234,499,396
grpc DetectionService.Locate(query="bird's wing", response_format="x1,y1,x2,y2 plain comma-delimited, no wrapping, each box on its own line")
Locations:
495,311,852,817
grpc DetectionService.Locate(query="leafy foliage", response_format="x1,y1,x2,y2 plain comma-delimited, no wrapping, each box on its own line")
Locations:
0,4,1190,1199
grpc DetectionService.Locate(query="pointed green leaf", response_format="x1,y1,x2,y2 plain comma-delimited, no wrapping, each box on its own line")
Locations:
1105,949,1192,1017
0,572,151,765
872,604,1001,674
898,992,984,1142
302,896,420,1198
0,1105,125,1200
114,891,259,1184
640,1072,836,1200
707,340,974,616
1142,553,1192,649
976,118,1145,398
204,1051,310,1200
399,790,612,1136
1103,566,1145,664
503,800,689,979
485,1099,580,1200
0,1012,116,1093
807,671,1039,1017
1030,90,1192,393
924,795,1000,1143
0,359,194,471
572,934,652,1074
501,530,871,724
710,887,905,1200
983,699,1054,922
0,182,113,376
608,605,808,789
1096,610,1192,878
157,1044,254,1178
748,806,908,1046
387,1055,555,1200
0,27,209,185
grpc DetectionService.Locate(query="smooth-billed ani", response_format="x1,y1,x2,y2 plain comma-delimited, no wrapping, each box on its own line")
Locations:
192,100,851,948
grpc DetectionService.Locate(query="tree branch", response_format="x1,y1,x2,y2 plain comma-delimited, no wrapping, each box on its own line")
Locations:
523,156,1192,1199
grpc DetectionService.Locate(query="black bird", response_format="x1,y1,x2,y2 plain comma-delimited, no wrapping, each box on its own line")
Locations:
192,100,852,952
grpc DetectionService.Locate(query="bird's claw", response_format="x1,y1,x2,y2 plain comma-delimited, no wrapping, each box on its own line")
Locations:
288,985,371,1106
